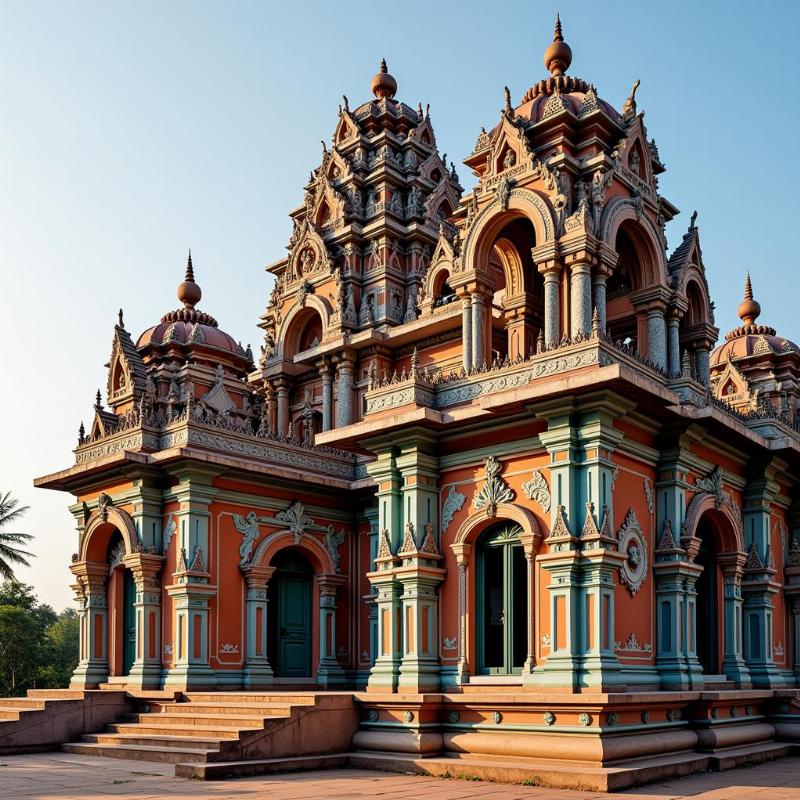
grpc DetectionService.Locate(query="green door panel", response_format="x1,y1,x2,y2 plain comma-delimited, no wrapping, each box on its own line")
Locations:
122,569,136,676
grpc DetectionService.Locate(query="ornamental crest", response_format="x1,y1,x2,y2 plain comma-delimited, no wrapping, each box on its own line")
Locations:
233,511,263,566
276,500,313,543
325,525,345,573
617,508,648,595
695,466,725,508
162,513,177,554
473,456,515,517
441,485,466,533
522,468,551,512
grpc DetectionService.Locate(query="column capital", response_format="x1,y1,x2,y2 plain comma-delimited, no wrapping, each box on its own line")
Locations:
317,572,347,595
241,564,276,588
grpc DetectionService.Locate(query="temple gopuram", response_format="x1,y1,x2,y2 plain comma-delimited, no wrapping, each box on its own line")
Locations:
21,17,800,792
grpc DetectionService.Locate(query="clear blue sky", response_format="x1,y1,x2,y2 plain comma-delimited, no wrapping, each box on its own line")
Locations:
1,0,797,610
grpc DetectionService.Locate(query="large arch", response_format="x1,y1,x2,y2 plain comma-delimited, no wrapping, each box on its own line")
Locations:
682,492,744,557
250,529,337,577
601,198,667,289
461,189,556,276
278,300,329,359
79,505,139,563
453,502,542,551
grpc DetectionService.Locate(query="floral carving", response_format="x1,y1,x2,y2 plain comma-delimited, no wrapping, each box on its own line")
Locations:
441,485,466,533
325,525,346,573
276,500,313,543
522,468,551,512
233,511,263,566
473,456,515,517
162,513,177,554
643,476,654,515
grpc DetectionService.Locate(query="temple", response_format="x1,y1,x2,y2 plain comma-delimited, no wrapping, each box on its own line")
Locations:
24,17,800,791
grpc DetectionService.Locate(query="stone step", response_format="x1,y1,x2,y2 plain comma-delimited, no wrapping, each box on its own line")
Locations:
26,689,86,700
108,722,258,739
180,692,317,705
707,741,792,770
62,741,217,764
82,732,228,750
0,699,46,710
163,701,293,716
133,711,282,727
0,709,21,720
175,752,349,780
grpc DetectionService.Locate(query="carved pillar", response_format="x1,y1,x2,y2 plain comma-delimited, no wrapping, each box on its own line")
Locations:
265,382,276,435
471,291,486,367
336,351,355,427
451,544,472,684
522,542,536,677
542,269,561,347
569,263,592,338
319,359,333,432
317,574,347,686
69,562,109,688
124,552,166,689
667,311,681,377
695,346,710,387
719,556,751,686
592,273,607,335
275,378,290,437
461,293,473,372
242,565,275,688
646,307,668,371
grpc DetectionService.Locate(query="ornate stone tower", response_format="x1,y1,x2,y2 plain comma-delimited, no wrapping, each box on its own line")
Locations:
253,60,462,435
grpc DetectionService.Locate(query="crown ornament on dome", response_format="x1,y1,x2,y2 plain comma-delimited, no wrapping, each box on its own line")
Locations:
737,272,761,326
177,249,202,309
544,13,572,76
371,58,397,99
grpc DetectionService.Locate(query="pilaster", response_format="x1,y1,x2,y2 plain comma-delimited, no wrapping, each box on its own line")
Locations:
241,564,275,688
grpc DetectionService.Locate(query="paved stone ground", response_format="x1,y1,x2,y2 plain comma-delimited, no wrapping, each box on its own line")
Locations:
0,753,799,800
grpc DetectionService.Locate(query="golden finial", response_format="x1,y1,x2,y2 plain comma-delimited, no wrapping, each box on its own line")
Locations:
737,272,761,325
544,13,572,76
178,249,202,309
371,58,397,99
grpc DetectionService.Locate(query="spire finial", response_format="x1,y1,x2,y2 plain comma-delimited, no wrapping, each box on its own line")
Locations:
117,308,124,328
95,389,102,409
737,272,761,325
690,210,698,230
544,13,572,76
178,249,202,309
371,58,397,99
554,12,564,41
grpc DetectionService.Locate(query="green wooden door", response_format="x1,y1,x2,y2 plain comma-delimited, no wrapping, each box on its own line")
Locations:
268,551,313,677
122,569,136,676
476,523,526,675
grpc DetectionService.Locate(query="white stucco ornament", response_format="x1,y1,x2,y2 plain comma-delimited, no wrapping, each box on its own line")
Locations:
617,508,648,595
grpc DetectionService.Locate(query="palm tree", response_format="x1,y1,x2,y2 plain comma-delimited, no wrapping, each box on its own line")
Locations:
0,493,34,581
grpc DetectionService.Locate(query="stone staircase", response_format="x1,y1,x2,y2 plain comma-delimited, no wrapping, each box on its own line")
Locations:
61,691,358,769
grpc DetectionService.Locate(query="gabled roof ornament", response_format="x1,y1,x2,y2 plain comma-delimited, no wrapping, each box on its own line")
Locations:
544,13,572,76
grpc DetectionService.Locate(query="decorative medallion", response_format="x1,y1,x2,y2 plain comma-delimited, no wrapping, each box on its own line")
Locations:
745,705,753,716
441,485,466,533
617,509,648,595
543,711,556,726
403,710,414,723
711,708,719,719
606,712,618,726
641,711,650,724
449,710,460,723
442,636,457,650
473,456,515,517
367,709,380,722
730,706,737,718
666,709,679,722
491,711,503,724
579,712,592,727
522,469,551,512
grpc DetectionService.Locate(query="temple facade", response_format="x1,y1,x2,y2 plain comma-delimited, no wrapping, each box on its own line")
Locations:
32,18,800,783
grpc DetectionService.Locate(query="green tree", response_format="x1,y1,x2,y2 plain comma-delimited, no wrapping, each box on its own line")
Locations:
0,582,77,695
0,492,34,581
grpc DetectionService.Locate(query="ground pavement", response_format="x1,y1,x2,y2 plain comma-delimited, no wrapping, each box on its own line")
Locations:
0,753,799,800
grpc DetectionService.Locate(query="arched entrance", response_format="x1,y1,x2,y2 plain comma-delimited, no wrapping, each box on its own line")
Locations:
267,549,313,677
694,518,721,675
476,522,527,675
107,532,136,677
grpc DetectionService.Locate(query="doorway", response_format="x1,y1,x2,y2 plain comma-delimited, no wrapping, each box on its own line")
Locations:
122,568,136,675
268,550,313,677
695,520,720,675
476,523,527,674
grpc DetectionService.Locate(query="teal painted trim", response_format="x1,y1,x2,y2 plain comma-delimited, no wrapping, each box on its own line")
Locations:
438,437,544,470
690,713,764,729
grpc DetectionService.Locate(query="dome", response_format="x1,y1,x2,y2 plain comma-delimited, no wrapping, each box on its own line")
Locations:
371,59,397,99
710,274,799,366
135,252,251,367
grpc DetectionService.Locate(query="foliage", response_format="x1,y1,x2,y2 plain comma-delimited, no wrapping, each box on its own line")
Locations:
0,581,78,696
0,492,34,581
